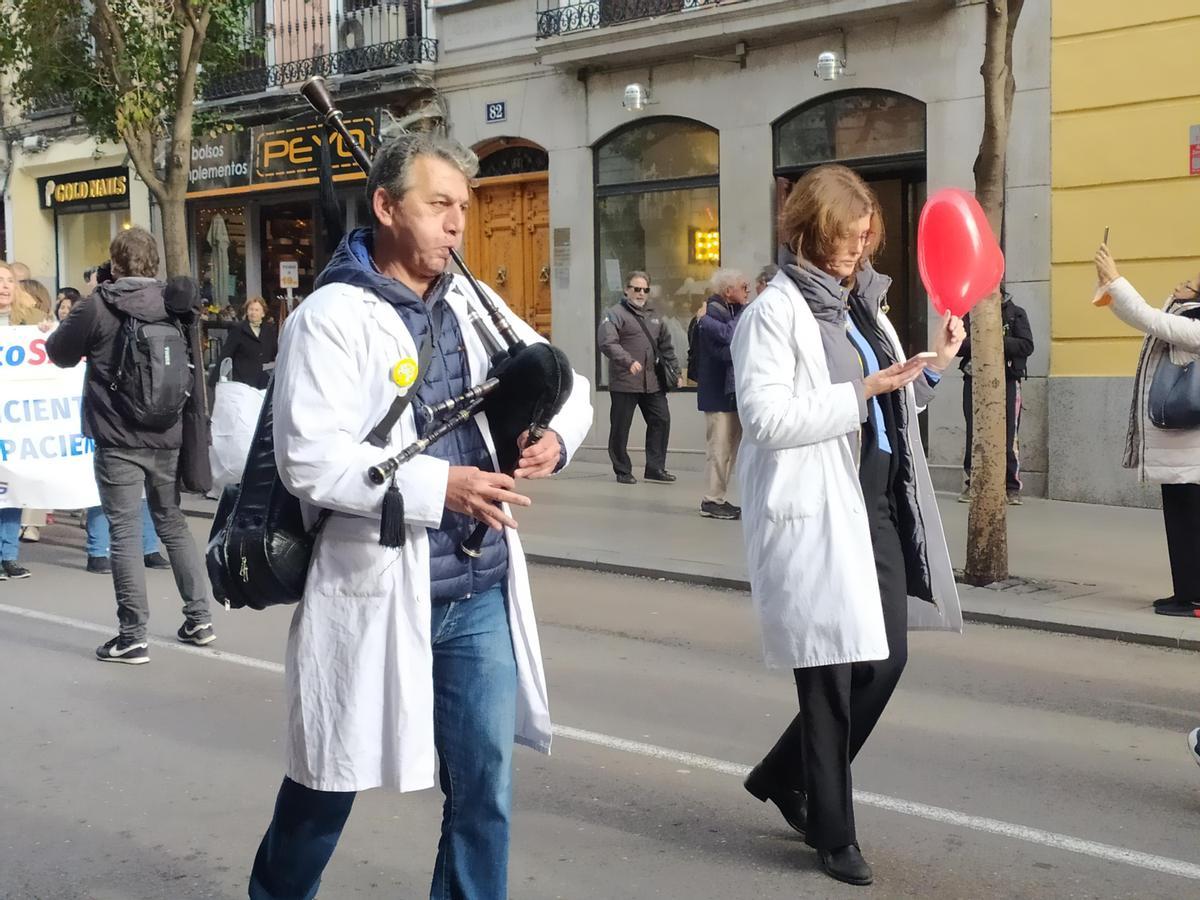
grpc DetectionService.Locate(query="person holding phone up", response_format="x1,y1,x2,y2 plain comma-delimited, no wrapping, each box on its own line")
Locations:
1093,243,1200,618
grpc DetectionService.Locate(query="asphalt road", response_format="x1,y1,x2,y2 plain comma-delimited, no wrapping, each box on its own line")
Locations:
1,521,1199,899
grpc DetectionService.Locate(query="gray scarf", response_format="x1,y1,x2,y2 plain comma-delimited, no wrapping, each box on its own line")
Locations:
781,262,892,386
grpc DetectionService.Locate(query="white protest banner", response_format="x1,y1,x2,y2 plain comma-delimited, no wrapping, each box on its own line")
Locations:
0,325,100,509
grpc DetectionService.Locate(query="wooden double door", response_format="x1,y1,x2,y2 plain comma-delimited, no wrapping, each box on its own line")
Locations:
464,173,552,338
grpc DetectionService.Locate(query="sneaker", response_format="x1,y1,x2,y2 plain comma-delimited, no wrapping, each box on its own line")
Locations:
1007,492,1023,506
143,552,171,570
2,561,31,579
700,500,738,520
615,473,637,485
721,502,742,520
96,636,149,665
0,568,7,582
86,556,113,575
957,489,971,503
1153,596,1177,609
177,621,216,646
644,470,677,483
1187,728,1200,768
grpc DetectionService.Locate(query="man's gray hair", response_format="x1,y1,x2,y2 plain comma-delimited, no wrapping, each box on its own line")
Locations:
625,270,651,287
366,133,479,223
757,264,780,284
710,268,746,295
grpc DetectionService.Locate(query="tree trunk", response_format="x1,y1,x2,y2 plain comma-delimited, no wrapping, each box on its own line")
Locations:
965,0,1024,586
159,181,191,279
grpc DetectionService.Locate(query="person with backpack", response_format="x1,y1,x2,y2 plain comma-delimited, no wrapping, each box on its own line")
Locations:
46,227,214,664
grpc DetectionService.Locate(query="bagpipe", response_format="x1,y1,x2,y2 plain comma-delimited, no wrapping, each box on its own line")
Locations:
205,77,574,610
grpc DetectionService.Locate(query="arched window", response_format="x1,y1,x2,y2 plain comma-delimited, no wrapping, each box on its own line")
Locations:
593,117,719,385
774,90,925,175
475,138,549,179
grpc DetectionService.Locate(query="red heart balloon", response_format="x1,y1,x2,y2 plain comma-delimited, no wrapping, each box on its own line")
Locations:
917,188,1005,317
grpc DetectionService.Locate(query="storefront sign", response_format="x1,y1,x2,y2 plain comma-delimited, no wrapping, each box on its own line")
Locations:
190,131,253,193
37,166,129,212
187,113,378,196
279,261,299,289
553,227,571,290
1191,125,1200,176
255,116,376,182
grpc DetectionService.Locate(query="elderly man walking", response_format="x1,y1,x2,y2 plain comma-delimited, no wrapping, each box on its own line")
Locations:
693,268,750,519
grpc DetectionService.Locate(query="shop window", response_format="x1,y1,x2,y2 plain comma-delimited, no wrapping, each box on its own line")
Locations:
774,90,925,172
260,201,315,303
594,117,719,387
194,204,249,313
58,211,127,291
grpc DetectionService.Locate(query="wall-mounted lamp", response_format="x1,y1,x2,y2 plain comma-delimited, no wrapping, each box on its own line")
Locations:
814,30,852,81
622,83,655,112
21,134,49,153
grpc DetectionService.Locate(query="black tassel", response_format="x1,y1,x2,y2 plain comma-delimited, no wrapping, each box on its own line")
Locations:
379,477,406,548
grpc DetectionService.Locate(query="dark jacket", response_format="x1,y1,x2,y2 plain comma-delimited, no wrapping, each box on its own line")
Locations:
957,298,1034,380
46,277,182,450
694,294,743,413
219,319,277,389
597,299,680,394
316,229,508,602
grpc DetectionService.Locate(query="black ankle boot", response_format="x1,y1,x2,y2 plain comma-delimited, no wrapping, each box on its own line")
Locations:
743,763,807,836
818,844,873,886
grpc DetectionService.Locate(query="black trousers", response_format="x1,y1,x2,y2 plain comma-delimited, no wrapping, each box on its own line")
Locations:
756,445,909,850
1162,484,1200,604
608,390,670,476
963,375,1023,492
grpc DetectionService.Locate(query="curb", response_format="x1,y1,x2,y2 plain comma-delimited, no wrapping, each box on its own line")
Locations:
187,504,1198,652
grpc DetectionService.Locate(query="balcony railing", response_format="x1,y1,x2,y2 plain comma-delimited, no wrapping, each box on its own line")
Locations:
536,0,719,38
25,88,74,118
204,0,436,101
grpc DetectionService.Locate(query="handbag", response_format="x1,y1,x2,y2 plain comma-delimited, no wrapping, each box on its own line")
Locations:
632,310,681,393
1148,355,1200,430
206,332,432,610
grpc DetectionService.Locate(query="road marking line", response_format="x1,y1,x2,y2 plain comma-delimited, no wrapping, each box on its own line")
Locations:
6,601,1199,882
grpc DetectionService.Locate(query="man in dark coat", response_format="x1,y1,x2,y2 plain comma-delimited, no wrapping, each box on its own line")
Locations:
597,270,682,485
957,288,1035,504
694,269,750,519
46,227,214,664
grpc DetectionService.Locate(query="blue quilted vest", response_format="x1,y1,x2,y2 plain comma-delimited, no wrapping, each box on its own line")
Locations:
317,230,509,602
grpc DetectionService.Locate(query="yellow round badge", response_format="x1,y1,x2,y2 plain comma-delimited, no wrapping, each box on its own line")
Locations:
391,357,419,389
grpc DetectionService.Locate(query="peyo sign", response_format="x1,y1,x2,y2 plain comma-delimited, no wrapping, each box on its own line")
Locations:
188,113,378,196
37,167,130,212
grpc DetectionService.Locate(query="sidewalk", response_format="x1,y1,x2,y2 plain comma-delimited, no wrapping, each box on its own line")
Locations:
185,461,1200,651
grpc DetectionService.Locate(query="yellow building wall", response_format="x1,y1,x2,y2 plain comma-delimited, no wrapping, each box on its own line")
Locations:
1051,3,1200,376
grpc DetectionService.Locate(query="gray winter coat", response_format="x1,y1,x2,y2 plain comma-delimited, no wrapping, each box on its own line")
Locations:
598,300,680,394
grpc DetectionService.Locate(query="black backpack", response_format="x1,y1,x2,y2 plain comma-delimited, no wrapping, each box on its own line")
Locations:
108,307,193,431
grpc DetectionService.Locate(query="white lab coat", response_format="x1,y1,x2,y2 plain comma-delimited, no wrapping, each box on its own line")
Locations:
732,273,961,670
272,274,593,792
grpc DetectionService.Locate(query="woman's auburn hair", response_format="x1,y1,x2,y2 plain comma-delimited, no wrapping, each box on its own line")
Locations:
778,163,886,268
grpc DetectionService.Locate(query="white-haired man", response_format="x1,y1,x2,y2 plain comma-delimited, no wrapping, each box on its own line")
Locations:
693,268,750,519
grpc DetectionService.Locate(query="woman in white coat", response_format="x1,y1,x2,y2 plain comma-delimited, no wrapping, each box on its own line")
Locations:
1093,246,1200,617
735,165,963,886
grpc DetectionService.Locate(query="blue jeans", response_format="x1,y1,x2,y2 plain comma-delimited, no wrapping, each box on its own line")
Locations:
0,507,20,562
249,584,518,900
86,502,161,557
